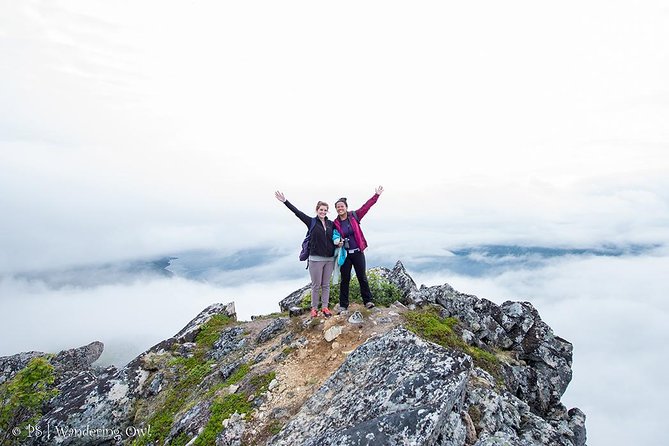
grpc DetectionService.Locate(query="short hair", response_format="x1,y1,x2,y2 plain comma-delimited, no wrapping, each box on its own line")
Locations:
316,201,329,211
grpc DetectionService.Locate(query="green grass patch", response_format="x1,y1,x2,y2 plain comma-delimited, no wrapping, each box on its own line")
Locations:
196,314,234,349
193,393,252,446
269,420,284,435
170,432,191,446
281,346,297,357
403,307,503,383
223,363,250,386
301,270,402,308
252,312,289,320
249,371,276,397
0,357,59,446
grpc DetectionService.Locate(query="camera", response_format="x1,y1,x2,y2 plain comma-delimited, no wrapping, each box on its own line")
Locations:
343,238,350,249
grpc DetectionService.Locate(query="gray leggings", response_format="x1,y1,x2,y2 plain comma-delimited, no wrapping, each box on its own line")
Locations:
309,260,335,309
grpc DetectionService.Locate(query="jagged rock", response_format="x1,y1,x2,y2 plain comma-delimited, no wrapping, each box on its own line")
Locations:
145,372,164,397
218,412,246,445
0,341,104,386
281,333,295,345
51,341,104,373
271,327,472,446
219,360,244,381
464,366,585,446
495,301,573,416
210,326,246,360
0,351,45,385
288,306,305,317
256,318,289,344
372,260,419,302
414,283,573,419
279,284,310,312
170,400,210,442
567,408,587,446
174,302,237,343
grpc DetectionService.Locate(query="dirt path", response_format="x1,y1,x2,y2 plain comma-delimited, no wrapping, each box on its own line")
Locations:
243,302,408,444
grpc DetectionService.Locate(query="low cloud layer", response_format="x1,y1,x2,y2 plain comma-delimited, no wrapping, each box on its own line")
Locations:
1,250,667,445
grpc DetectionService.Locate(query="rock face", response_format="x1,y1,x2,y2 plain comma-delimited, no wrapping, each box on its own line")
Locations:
9,303,237,445
0,263,586,446
272,327,472,446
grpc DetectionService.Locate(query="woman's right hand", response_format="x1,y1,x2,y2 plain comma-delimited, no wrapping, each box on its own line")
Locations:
275,191,286,202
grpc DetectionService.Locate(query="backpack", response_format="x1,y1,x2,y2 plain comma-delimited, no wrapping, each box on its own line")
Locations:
299,217,318,261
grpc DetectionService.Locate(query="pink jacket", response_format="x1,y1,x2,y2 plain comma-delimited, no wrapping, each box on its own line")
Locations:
332,193,380,252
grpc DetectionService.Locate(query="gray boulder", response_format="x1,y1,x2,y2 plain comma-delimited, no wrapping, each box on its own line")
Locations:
279,284,310,311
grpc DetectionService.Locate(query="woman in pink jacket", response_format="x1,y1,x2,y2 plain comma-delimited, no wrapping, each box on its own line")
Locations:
332,186,384,315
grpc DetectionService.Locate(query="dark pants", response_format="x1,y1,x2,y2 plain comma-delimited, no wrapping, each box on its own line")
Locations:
339,250,372,309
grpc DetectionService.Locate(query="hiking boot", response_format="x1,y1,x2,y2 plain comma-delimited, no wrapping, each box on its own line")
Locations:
322,307,333,318
365,302,375,309
310,308,318,318
338,307,349,316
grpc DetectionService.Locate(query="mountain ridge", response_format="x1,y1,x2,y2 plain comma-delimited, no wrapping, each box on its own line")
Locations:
0,261,587,446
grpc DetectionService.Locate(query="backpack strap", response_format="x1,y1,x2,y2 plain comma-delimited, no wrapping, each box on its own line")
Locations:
351,211,360,224
308,217,317,233
304,217,318,269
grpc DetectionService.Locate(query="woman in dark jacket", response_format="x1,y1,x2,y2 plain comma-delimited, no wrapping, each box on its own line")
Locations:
275,191,338,318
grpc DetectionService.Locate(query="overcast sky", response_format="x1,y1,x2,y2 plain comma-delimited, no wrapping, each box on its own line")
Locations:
1,2,668,445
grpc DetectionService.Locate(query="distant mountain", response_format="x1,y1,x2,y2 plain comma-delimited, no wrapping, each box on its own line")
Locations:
13,257,175,288
6,243,658,288
166,247,282,280
394,243,659,277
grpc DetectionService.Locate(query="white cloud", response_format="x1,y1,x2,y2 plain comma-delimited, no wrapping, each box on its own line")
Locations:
2,1,668,272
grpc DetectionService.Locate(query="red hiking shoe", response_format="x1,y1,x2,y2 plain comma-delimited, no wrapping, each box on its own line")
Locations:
322,307,333,318
310,308,318,318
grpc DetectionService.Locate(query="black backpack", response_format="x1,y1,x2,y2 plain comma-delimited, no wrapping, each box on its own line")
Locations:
299,217,318,261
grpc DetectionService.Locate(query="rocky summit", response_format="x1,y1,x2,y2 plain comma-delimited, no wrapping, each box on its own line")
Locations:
0,261,586,445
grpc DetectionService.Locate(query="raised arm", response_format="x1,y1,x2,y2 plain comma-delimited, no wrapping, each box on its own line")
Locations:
355,185,383,220
275,190,312,227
